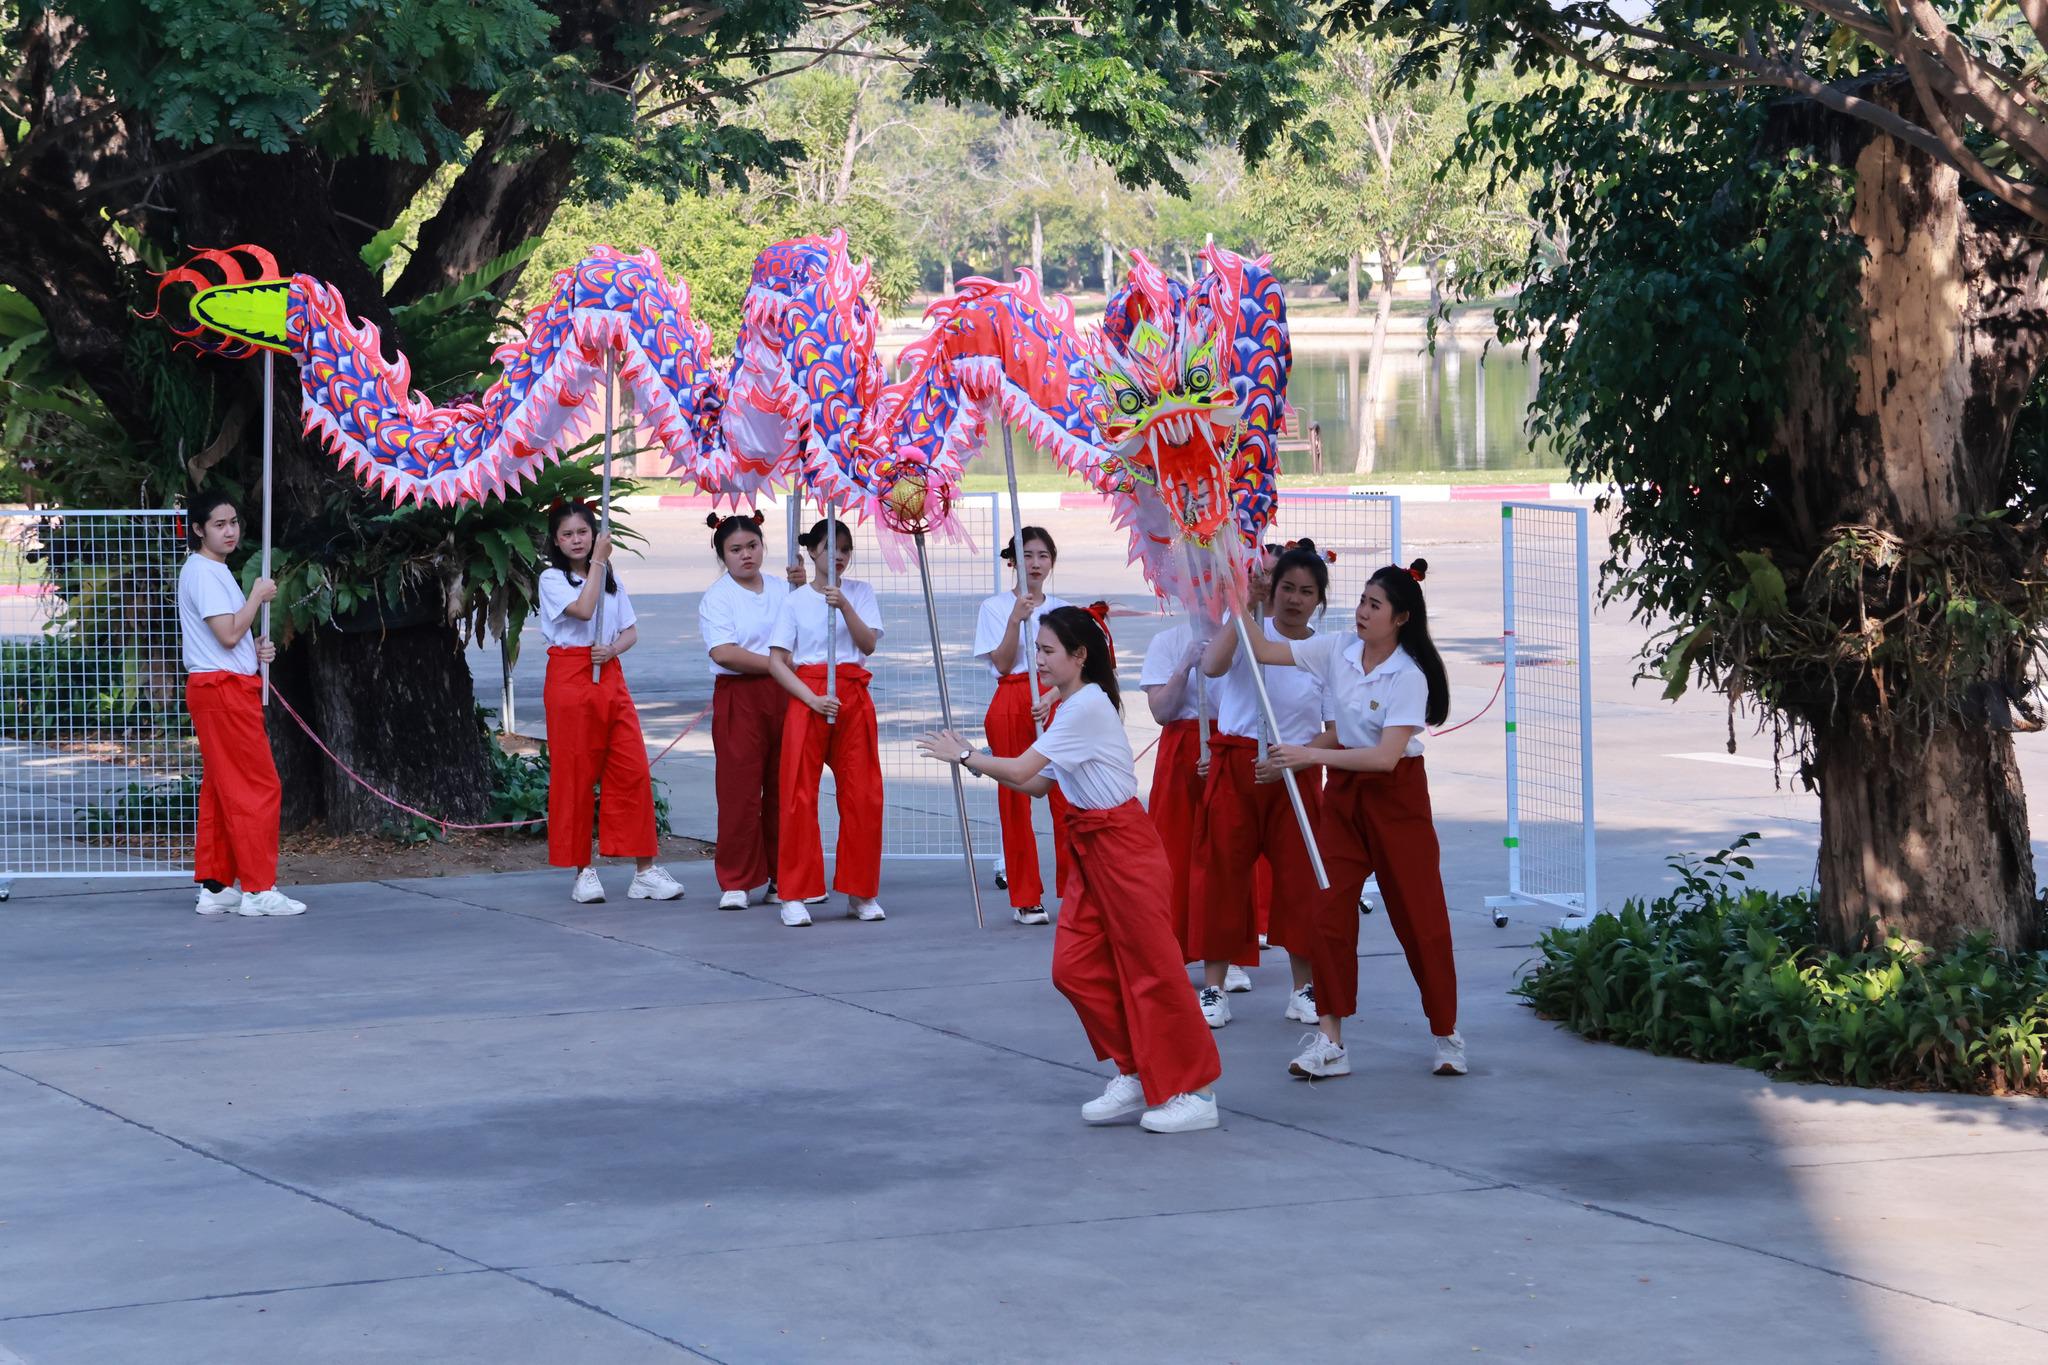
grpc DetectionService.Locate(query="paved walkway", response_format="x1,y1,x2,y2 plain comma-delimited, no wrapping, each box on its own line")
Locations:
3,861,2043,1363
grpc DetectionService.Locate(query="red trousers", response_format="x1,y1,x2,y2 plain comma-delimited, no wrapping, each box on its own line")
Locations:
544,647,657,868
1055,801,1223,1105
777,663,882,901
187,671,280,892
986,672,1068,908
1191,734,1324,962
1147,718,1204,950
1306,759,1458,1033
712,674,784,892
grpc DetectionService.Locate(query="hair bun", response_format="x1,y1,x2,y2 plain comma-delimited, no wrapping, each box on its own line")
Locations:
751,510,766,525
1294,537,1316,552
1408,557,1429,582
705,512,722,529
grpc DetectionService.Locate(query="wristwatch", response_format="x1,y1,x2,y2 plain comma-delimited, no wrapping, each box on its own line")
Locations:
958,747,976,770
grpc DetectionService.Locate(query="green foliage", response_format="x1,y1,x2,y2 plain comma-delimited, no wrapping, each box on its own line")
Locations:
76,776,201,840
1515,839,2048,1095
483,735,672,838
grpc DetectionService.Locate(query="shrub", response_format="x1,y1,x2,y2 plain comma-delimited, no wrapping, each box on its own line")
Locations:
1515,839,2048,1095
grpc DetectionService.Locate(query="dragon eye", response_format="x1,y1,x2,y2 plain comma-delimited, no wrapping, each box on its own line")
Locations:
1186,365,1211,391
1116,389,1144,416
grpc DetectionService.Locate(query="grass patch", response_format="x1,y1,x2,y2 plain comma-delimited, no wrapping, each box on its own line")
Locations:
1515,837,2048,1095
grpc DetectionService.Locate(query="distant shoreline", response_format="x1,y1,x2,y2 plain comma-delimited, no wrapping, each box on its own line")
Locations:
879,303,1522,353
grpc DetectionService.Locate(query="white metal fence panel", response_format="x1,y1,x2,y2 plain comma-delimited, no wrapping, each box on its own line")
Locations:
0,509,196,889
817,493,1004,860
1487,502,1596,925
1272,492,1402,610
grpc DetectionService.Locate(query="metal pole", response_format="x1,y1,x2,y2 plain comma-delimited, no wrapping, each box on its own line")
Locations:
593,352,615,683
825,496,839,723
786,482,802,572
1250,600,1269,767
999,423,1042,735
1500,505,1522,902
500,635,516,734
260,351,274,705
1574,505,1596,920
1180,540,1210,763
916,531,985,928
1231,609,1328,890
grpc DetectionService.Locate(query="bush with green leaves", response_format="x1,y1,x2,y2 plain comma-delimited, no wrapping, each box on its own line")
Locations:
1516,838,2048,1095
483,731,671,840
75,775,200,840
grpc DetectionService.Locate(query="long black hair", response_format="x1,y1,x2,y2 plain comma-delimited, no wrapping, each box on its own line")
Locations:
1367,564,1448,727
1040,605,1121,714
1269,538,1330,615
798,517,854,557
545,500,616,594
707,511,767,561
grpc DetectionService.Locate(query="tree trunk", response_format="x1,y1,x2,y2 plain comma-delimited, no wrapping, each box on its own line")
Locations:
1346,251,1361,317
1031,209,1044,279
1354,239,1398,473
1102,236,1114,293
1762,78,2048,951
942,255,955,294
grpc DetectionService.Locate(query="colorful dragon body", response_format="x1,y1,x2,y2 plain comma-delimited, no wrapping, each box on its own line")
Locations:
153,237,1289,610
153,245,728,506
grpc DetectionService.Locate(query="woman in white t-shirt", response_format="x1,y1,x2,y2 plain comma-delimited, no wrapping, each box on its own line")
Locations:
972,525,1068,924
766,517,887,927
537,501,684,906
179,491,303,918
698,511,808,910
918,607,1223,1135
1245,562,1464,1082
1191,542,1337,1030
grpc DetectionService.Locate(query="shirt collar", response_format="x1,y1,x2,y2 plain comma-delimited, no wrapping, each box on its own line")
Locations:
1351,642,1413,681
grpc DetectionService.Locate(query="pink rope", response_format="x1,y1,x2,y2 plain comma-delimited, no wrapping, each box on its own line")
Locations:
268,688,713,834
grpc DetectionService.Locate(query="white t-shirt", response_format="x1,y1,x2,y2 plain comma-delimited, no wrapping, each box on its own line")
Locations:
1028,683,1139,810
769,579,884,666
1290,636,1429,756
538,567,637,648
973,591,1070,678
178,555,258,675
1213,617,1331,744
699,574,791,678
1139,622,1203,723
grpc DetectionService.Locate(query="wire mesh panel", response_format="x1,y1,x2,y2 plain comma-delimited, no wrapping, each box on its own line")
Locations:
0,510,196,887
1273,493,1401,608
1486,502,1596,924
817,493,1003,859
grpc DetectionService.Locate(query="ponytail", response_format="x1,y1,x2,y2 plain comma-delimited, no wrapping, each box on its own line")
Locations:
1040,605,1122,715
1367,564,1449,727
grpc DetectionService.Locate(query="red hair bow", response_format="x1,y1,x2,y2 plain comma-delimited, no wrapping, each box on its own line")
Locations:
1085,600,1118,670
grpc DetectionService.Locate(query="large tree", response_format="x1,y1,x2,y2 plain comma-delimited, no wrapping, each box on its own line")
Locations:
1,0,1320,831
1346,0,2048,951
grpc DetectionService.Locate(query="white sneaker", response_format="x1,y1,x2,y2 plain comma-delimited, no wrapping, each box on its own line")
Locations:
195,886,240,915
1139,1091,1219,1133
1080,1073,1146,1124
236,889,305,917
1197,985,1231,1028
1289,1031,1350,1079
1223,964,1253,993
718,889,750,911
569,868,605,903
849,896,887,921
1284,984,1319,1024
1433,1031,1469,1076
752,881,776,905
1258,933,1270,950
778,900,813,927
993,859,1008,890
1012,904,1050,925
628,865,685,901
804,893,829,905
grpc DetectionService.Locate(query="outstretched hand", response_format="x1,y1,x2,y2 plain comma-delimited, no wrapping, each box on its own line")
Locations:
916,729,974,764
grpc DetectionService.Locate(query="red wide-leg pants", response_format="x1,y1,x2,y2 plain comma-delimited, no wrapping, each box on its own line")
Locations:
985,672,1069,908
187,671,281,893
1146,718,1204,950
712,673,783,892
1306,758,1458,1033
777,663,882,902
1054,800,1223,1105
544,647,658,868
1188,735,1322,965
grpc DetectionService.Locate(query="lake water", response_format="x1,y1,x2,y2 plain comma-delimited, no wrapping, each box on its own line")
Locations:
991,338,1553,479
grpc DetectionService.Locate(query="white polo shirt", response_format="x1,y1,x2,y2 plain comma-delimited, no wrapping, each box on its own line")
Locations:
1290,635,1429,756
1139,622,1203,723
178,555,257,675
769,579,884,666
538,567,636,648
1213,617,1331,744
699,573,791,678
1027,683,1139,809
973,591,1071,678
